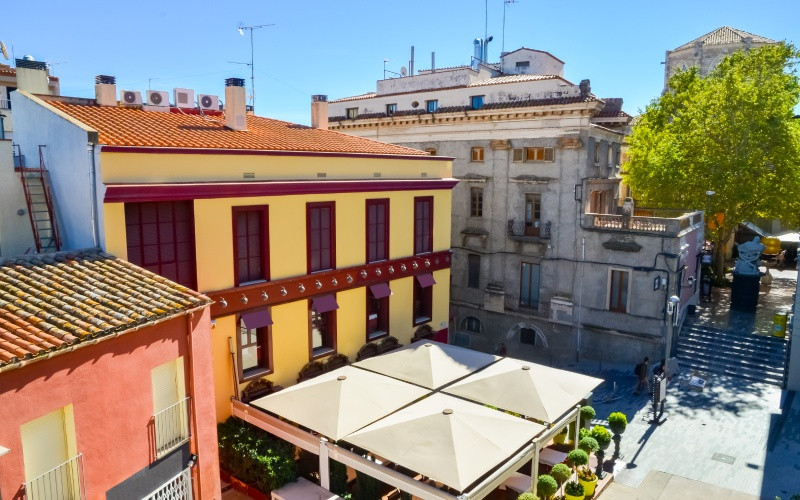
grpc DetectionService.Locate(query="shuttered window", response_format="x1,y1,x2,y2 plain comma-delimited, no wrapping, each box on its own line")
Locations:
152,358,184,413
21,408,69,482
414,197,433,255
307,202,335,273
366,199,389,263
609,269,630,313
125,201,196,288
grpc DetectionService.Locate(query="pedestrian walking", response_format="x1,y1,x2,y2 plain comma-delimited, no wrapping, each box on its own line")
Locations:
634,356,650,395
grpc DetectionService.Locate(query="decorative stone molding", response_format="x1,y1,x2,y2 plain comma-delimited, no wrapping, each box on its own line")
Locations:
489,139,511,151
557,137,582,149
602,234,643,252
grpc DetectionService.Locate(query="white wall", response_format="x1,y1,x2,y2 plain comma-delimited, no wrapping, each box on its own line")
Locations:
0,139,35,256
11,92,99,251
500,50,564,77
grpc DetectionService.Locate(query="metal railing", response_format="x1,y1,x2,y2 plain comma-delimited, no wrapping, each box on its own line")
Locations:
25,454,86,500
507,219,551,239
154,397,191,459
0,98,10,110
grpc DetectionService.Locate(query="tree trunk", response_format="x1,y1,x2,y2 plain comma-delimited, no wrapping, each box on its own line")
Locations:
713,239,726,280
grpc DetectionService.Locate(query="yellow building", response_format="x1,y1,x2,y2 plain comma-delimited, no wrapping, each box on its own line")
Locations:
11,78,455,421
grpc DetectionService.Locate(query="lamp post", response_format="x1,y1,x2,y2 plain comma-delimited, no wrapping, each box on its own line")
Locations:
705,190,715,230
665,295,680,360
237,23,274,113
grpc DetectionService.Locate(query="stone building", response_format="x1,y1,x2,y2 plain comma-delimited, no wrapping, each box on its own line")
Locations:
329,47,703,364
664,26,775,88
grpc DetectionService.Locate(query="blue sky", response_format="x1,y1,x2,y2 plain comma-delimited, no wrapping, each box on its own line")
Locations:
3,0,798,125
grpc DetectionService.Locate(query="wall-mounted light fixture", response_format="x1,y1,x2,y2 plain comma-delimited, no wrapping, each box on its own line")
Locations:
187,453,198,468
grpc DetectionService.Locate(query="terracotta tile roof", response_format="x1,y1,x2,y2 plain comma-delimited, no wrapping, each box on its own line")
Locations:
466,74,564,86
0,248,211,369
330,95,597,122
594,98,632,119
41,97,427,155
672,26,775,51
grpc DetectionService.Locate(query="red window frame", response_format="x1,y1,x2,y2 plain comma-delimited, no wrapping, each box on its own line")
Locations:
412,277,433,326
367,287,390,341
237,315,273,381
309,306,337,359
124,201,196,289
307,202,336,273
366,199,389,263
414,196,433,255
232,206,269,286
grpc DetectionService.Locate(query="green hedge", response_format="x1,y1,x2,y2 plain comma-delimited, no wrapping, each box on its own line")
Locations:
218,417,298,493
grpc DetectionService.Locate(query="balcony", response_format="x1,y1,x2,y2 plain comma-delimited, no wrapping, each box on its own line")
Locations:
25,454,85,500
0,98,10,110
582,210,703,237
154,397,191,459
507,220,551,242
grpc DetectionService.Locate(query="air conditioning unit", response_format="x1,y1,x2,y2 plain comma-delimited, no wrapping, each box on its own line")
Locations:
120,90,142,106
147,90,170,107
173,88,194,108
197,94,219,111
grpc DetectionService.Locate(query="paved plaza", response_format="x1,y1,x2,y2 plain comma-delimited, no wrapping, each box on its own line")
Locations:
558,270,800,499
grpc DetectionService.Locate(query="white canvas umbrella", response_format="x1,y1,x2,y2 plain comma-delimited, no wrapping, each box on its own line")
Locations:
250,366,428,441
344,393,545,492
353,340,500,389
444,358,602,423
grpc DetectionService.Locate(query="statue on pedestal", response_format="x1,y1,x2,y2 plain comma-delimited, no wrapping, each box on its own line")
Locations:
733,237,765,275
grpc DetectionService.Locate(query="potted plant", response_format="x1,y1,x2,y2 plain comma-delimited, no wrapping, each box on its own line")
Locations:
564,480,585,500
566,449,589,474
550,463,571,497
589,425,611,479
517,493,541,500
579,406,595,429
577,466,598,497
608,412,628,459
536,474,558,500
553,425,570,445
578,436,598,455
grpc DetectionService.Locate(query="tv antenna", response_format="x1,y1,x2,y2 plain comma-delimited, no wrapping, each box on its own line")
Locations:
502,0,518,54
236,22,275,113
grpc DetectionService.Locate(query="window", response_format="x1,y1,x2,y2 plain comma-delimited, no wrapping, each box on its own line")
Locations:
151,357,189,457
237,312,272,380
426,99,438,112
589,190,612,214
413,274,434,325
414,197,433,255
512,148,524,162
125,201,196,288
386,103,397,115
310,302,337,357
593,142,600,165
470,95,484,109
524,194,541,236
609,269,630,313
366,199,389,263
233,206,268,286
467,254,481,289
367,283,391,340
607,145,613,167
461,316,482,333
520,327,537,345
525,147,555,162
307,202,335,273
520,262,540,308
21,406,80,499
346,107,358,119
471,146,485,162
515,61,530,69
424,148,437,155
470,187,483,217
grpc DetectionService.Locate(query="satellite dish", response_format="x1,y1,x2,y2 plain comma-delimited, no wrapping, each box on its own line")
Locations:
0,41,8,61
400,66,407,76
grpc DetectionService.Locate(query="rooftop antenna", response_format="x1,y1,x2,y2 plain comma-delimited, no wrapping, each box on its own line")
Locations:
484,0,488,53
502,0,517,54
237,22,275,113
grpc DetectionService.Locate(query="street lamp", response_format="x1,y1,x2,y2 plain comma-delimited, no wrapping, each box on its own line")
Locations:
665,295,681,360
237,23,274,113
705,190,715,227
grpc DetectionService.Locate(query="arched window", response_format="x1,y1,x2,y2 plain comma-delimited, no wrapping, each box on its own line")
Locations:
460,316,483,334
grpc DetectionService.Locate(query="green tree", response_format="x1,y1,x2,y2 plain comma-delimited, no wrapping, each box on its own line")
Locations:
624,42,800,279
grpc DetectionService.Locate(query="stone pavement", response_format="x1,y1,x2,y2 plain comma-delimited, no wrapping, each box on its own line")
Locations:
554,270,800,499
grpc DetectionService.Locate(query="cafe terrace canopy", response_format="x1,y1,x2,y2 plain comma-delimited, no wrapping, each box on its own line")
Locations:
247,341,602,498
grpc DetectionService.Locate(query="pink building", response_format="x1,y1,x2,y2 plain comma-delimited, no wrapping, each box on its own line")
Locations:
0,248,220,499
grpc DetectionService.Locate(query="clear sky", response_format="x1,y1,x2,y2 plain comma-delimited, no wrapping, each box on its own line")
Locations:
3,0,798,125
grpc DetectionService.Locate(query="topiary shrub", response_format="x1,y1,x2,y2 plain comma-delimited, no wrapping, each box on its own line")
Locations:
564,480,584,496
579,427,590,441
608,411,628,434
579,436,599,455
579,406,596,428
550,463,571,489
517,493,541,500
217,417,298,493
536,474,558,500
566,449,589,472
590,425,612,449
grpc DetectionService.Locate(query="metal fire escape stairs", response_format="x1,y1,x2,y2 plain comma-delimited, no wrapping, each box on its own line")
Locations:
17,144,61,253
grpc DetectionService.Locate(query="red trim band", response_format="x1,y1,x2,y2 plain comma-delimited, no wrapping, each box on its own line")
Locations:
100,145,453,162
104,179,459,202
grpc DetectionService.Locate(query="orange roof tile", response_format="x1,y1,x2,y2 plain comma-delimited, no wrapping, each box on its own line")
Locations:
0,249,210,370
43,98,427,155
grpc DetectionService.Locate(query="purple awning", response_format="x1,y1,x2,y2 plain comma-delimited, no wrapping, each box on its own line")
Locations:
312,294,339,313
241,309,273,329
416,273,436,288
369,283,392,299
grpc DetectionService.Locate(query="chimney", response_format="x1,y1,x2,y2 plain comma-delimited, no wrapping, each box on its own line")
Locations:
95,75,117,106
579,79,591,98
15,58,50,94
311,95,328,130
225,78,247,131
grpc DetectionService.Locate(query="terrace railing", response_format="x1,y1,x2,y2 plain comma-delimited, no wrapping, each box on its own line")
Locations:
25,454,85,500
154,397,191,459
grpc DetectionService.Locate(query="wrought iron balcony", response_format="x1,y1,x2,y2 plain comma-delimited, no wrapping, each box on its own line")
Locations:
507,219,551,241
154,396,191,459
25,454,85,500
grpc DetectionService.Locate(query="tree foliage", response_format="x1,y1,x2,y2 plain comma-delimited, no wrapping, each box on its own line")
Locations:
624,42,800,277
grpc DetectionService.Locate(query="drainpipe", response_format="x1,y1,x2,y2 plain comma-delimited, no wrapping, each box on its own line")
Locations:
185,312,200,499
88,144,99,247
576,237,585,362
